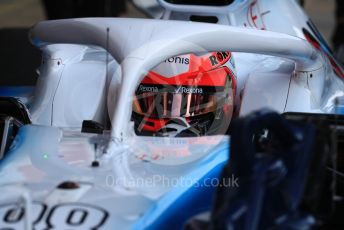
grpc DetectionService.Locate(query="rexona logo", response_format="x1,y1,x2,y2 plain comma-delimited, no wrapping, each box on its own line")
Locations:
175,86,203,94
139,85,159,92
164,56,190,65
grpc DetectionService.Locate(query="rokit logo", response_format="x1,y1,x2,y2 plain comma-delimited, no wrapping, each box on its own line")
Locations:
209,52,230,66
175,86,203,94
164,56,190,65
139,85,159,92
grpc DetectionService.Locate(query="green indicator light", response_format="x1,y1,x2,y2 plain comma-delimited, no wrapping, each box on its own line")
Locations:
43,154,49,159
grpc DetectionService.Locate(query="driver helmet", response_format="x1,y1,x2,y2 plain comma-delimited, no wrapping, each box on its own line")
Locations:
132,51,237,137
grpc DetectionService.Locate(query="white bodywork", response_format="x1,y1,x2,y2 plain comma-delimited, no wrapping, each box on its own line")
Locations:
158,0,343,115
1,0,343,229
0,125,228,229
30,17,326,139
29,45,117,127
28,0,343,130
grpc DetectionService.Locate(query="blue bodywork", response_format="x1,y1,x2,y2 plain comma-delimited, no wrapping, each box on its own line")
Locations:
134,141,229,230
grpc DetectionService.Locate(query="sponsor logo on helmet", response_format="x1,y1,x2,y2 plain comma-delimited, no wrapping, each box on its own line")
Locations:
164,57,190,65
209,52,230,66
175,86,203,94
139,85,159,92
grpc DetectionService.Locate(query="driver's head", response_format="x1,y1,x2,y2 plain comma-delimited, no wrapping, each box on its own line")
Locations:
132,52,236,137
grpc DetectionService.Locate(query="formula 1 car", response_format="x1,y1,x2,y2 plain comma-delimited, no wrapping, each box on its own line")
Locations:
0,0,343,229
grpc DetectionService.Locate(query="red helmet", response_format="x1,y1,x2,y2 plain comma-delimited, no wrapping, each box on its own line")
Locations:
132,51,236,137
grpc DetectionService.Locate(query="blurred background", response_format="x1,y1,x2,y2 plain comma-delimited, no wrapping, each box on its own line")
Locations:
0,0,340,86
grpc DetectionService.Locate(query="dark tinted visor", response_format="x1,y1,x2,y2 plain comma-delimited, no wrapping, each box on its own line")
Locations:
133,67,234,118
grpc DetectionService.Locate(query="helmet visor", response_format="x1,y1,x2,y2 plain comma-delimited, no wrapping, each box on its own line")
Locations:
133,67,235,119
